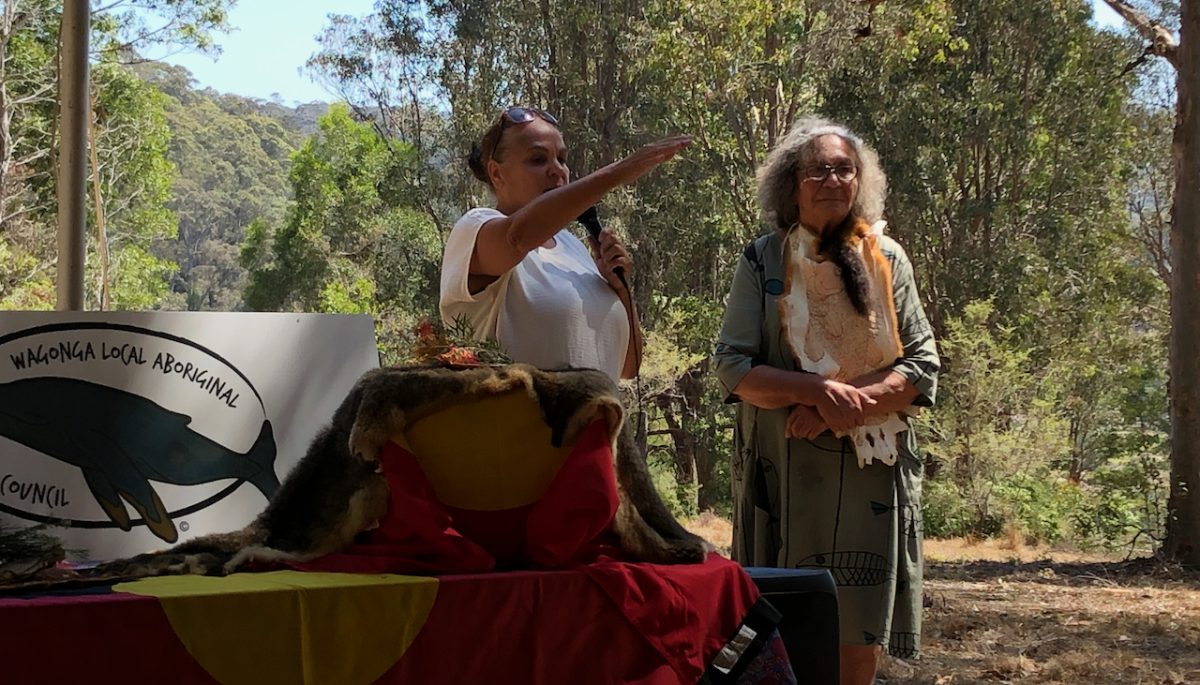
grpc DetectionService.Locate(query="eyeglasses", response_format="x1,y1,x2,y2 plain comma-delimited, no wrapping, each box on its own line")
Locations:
488,106,560,160
802,163,858,184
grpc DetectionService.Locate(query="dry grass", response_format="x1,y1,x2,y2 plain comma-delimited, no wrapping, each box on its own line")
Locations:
924,537,1119,565
884,545,1200,685
685,511,733,556
684,514,1200,685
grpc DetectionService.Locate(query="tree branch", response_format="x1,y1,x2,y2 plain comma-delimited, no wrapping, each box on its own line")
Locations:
1102,0,1179,69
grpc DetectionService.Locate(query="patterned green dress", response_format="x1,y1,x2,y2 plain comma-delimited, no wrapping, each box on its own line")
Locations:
714,228,940,658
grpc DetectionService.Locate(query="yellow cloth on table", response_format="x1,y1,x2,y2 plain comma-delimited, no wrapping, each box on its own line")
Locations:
116,571,438,685
398,389,574,511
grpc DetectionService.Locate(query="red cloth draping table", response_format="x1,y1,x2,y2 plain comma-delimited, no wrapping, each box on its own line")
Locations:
0,556,759,685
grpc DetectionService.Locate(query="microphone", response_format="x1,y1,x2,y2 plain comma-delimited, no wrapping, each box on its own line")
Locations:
577,206,628,289
577,205,603,242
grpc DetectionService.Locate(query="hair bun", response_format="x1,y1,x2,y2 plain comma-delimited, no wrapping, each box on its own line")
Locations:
467,142,491,185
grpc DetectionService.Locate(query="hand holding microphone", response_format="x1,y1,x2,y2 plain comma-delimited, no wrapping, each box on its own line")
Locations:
578,206,633,292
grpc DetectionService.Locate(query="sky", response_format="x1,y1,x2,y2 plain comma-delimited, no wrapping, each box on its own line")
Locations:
1090,0,1125,29
155,0,377,104
152,0,1130,105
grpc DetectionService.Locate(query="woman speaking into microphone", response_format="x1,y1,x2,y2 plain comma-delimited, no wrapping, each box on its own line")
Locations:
439,106,689,381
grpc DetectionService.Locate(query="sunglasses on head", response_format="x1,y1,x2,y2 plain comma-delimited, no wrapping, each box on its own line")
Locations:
500,106,559,128
487,106,561,161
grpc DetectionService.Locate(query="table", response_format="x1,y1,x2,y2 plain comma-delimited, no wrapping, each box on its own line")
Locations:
0,557,799,684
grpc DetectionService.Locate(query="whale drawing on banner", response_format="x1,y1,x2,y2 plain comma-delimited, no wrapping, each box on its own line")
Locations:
0,323,279,543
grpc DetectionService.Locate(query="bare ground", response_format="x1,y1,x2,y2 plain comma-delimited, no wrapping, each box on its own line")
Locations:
685,517,1200,685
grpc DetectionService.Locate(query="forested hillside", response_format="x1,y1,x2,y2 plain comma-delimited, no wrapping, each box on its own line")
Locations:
134,61,325,311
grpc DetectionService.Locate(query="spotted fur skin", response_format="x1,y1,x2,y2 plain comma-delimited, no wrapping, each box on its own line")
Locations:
87,363,709,580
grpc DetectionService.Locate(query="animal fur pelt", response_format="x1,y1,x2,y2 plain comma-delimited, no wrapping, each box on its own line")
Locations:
86,363,709,581
779,219,911,467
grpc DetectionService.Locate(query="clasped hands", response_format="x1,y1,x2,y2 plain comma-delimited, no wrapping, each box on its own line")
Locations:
785,379,877,441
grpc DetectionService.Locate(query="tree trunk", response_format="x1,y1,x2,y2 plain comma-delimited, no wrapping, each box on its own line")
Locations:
658,394,696,513
633,394,649,460
89,93,109,310
679,359,716,511
1067,415,1086,485
1166,0,1200,566
0,3,20,224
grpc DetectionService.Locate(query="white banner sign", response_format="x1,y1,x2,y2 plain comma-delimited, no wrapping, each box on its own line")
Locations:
0,312,379,562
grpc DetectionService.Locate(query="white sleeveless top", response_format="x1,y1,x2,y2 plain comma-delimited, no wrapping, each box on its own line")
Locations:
439,208,630,381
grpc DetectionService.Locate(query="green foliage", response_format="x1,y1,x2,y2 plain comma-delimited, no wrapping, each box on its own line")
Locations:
96,0,233,57
0,0,238,311
920,300,1072,531
992,474,1085,546
921,296,1168,548
0,521,64,574
821,0,1143,336
240,104,444,361
107,245,175,311
133,61,310,311
923,478,984,539
648,450,700,521
639,330,706,396
88,62,180,310
1074,451,1169,552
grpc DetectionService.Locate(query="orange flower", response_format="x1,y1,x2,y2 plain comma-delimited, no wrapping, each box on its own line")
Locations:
438,346,481,367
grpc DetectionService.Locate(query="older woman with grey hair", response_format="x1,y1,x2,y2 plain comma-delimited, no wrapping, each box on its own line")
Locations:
714,118,939,684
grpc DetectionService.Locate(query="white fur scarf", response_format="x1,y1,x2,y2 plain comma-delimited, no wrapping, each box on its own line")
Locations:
778,219,913,467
